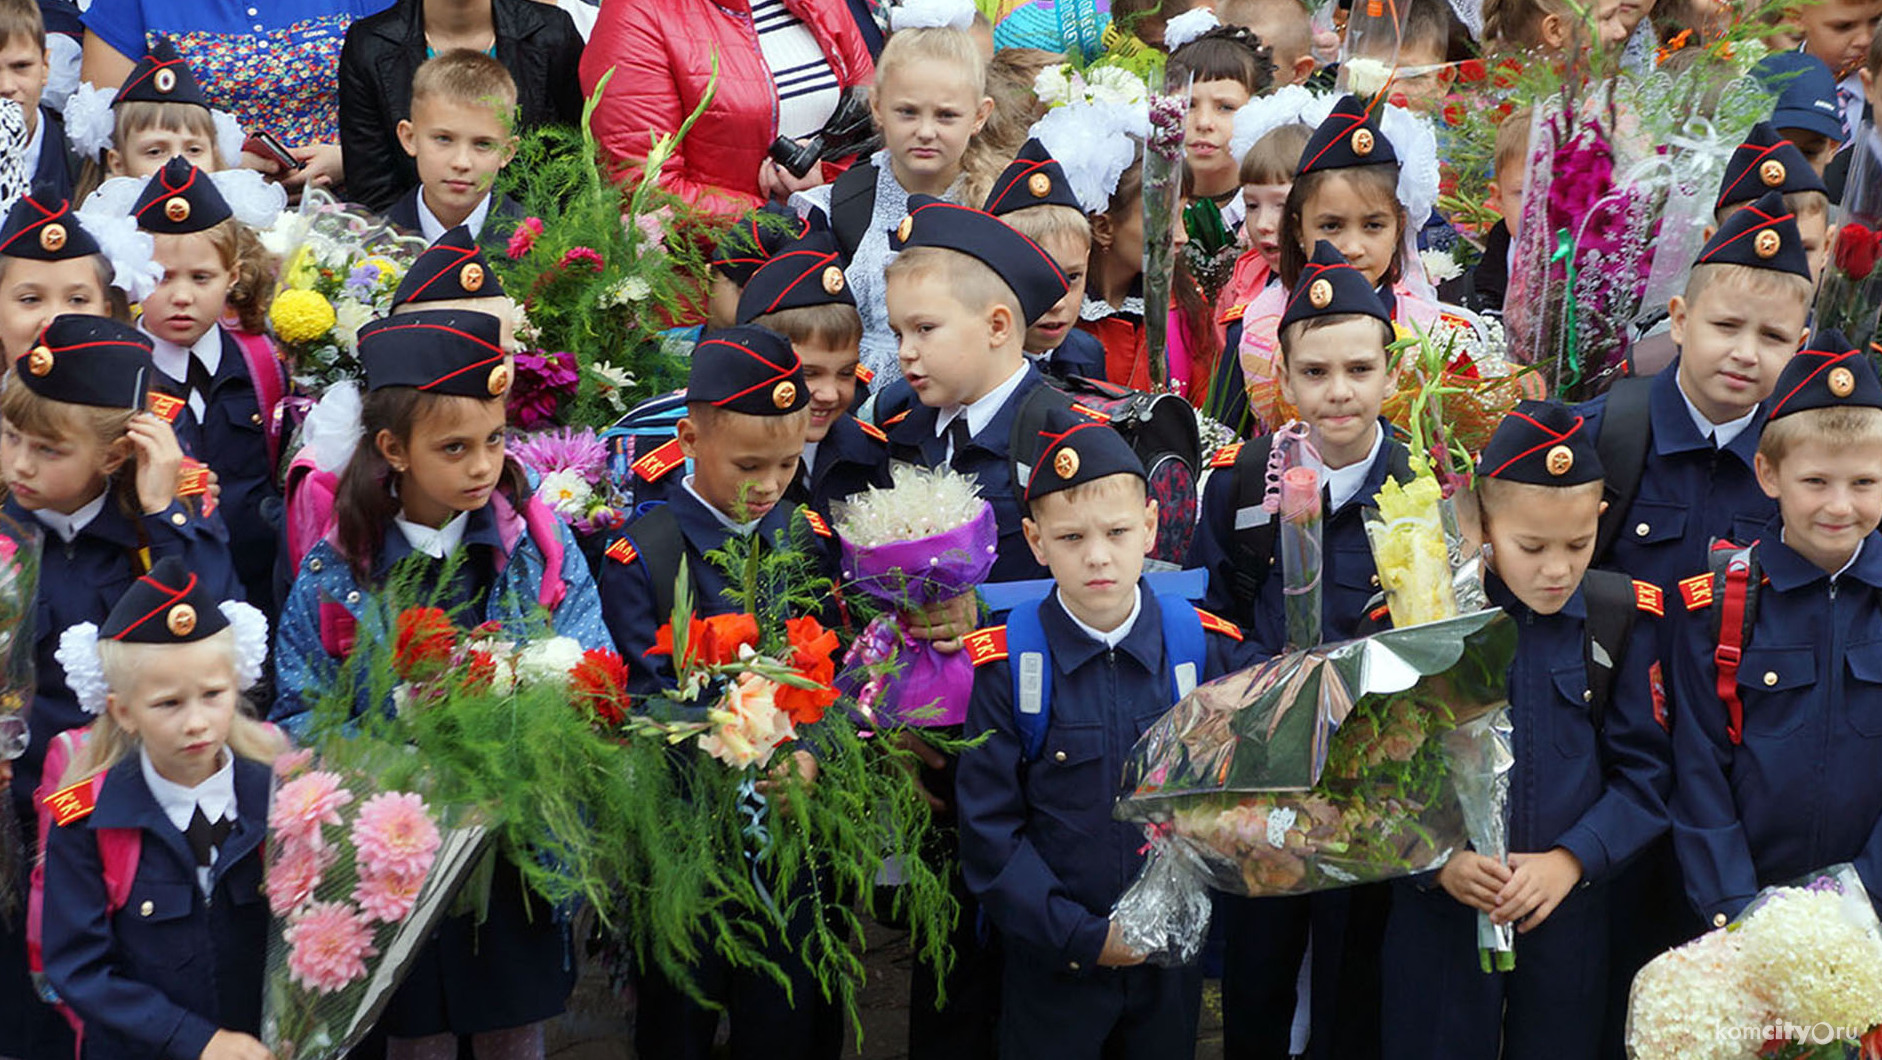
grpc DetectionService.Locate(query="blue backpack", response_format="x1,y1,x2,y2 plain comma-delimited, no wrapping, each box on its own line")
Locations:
1002,593,1208,762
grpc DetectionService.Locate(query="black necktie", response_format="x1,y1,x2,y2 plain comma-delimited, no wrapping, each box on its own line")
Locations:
947,418,973,469
186,353,215,410
185,806,232,869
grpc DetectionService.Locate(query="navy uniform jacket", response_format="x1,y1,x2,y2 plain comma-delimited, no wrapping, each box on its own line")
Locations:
31,106,78,202
1188,425,1411,655
5,495,236,829
1488,574,1671,877
1671,525,1882,922
163,327,286,614
1034,327,1107,383
598,488,839,693
790,411,893,519
957,587,1253,972
385,190,525,253
878,364,1065,584
1576,366,1774,592
41,757,271,1060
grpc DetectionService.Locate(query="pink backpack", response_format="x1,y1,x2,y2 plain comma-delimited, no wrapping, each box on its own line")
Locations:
227,329,288,470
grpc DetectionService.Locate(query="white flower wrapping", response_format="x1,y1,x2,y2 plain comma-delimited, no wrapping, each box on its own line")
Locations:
1031,98,1150,213
832,463,988,549
57,603,271,716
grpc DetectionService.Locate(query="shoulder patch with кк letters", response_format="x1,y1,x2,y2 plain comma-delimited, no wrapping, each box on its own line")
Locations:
1194,607,1242,640
1679,574,1714,612
856,419,888,444
604,538,638,565
883,409,911,427
1209,442,1244,470
631,438,684,483
964,626,1008,667
44,776,99,827
146,390,186,424
803,511,832,538
1633,580,1664,617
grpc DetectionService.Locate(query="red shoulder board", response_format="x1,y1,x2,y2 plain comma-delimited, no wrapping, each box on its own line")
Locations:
146,390,186,424
1209,442,1244,470
631,438,684,483
44,776,100,827
604,538,639,565
1679,574,1713,612
1368,604,1391,624
856,419,888,444
1194,608,1242,640
963,626,1008,667
175,458,210,498
1218,302,1248,324
883,409,911,427
855,365,876,385
803,510,833,538
1633,580,1664,617
1071,403,1108,422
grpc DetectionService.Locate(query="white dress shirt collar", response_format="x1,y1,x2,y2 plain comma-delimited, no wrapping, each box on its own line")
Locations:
1059,583,1143,649
935,363,1030,452
1324,423,1385,512
1678,378,1757,450
418,190,494,243
145,323,223,419
683,474,763,536
33,491,107,543
394,509,470,559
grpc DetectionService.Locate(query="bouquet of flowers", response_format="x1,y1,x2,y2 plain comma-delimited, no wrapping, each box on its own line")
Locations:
260,189,429,394
262,749,489,1060
508,427,623,538
0,516,40,917
833,465,998,726
1816,117,1882,351
1141,66,1190,393
1110,608,1517,963
1626,864,1882,1059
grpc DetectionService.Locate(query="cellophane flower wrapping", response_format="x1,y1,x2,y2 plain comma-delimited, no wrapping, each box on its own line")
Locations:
1364,470,1458,629
0,515,40,915
1817,117,1882,351
1444,706,1514,971
262,747,490,1060
1626,864,1882,1059
1110,609,1516,963
1271,426,1325,652
834,465,998,726
1141,66,1190,392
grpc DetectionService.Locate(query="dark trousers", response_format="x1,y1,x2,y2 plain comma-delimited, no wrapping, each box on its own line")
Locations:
1220,885,1388,1060
634,886,843,1060
1600,839,1700,1060
999,946,1203,1060
1380,879,1609,1060
908,739,999,1060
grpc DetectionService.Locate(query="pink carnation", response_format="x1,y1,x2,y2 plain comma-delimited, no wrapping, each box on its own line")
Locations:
266,841,336,915
270,772,354,848
353,869,425,923
273,748,315,779
283,902,377,994
559,247,604,272
349,792,440,881
508,217,544,261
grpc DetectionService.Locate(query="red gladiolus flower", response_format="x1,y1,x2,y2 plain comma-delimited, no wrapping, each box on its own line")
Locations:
571,648,632,726
646,613,760,667
393,608,455,682
1441,102,1465,127
1836,222,1878,281
776,616,840,726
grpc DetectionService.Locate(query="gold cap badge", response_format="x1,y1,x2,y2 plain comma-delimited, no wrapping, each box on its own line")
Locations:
1545,445,1574,477
772,380,797,409
460,263,485,292
821,265,846,295
26,346,52,376
1054,447,1080,479
486,363,512,396
896,215,914,243
1759,159,1787,187
153,68,176,94
1754,229,1781,259
1308,278,1334,309
1027,173,1052,198
166,603,196,637
1351,128,1375,157
164,197,190,224
1830,365,1857,398
39,223,65,253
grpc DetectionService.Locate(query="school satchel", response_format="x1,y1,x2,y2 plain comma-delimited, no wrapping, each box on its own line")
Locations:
828,160,879,263
1009,377,1203,566
598,390,691,514
1678,540,1766,746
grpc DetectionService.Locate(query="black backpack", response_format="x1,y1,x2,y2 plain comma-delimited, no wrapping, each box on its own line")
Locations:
1592,375,1654,563
829,161,879,262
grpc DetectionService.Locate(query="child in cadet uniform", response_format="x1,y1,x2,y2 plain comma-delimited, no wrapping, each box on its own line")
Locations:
595,324,841,1060
709,204,810,331
0,193,133,366
982,138,1107,383
1381,402,1672,1060
88,42,231,185
39,557,281,1060
733,215,893,519
0,317,235,1060
130,156,285,613
386,50,523,247
871,197,1073,1060
1578,189,1814,595
957,410,1249,1060
1714,124,1834,284
1189,240,1409,1060
1673,332,1882,925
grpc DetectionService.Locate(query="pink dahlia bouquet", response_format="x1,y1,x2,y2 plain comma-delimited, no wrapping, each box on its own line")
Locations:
262,750,491,1060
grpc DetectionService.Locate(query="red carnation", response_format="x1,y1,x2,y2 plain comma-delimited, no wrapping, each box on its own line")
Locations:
393,608,456,682
776,616,841,726
1456,58,1486,82
571,648,632,726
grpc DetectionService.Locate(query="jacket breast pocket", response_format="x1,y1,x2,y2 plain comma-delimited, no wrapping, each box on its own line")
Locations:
1621,499,1689,549
1549,663,1596,757
1028,724,1109,836
1845,644,1882,738
1736,646,1815,739
114,879,200,969
213,397,272,479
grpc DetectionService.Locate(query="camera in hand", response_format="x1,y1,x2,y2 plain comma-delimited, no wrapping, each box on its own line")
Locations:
768,88,882,179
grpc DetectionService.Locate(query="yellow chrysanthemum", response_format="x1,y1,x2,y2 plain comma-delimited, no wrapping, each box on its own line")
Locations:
271,289,338,344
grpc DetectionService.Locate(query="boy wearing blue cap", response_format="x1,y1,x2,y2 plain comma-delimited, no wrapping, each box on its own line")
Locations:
1673,331,1882,924
1381,401,1671,1060
957,410,1248,1060
734,217,891,520
1189,240,1410,1060
1581,190,1814,596
1758,52,1848,174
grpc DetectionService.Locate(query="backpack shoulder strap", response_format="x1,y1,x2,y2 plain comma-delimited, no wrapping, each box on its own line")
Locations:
1579,569,1642,733
1703,543,1762,746
1226,433,1277,609
230,329,286,469
1158,595,1208,703
1384,435,1416,484
98,828,143,914
829,161,879,262
1592,376,1654,561
1004,599,1053,763
516,495,568,611
621,505,688,627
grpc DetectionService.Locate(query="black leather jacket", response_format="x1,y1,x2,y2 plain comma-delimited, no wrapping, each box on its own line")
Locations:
337,0,584,212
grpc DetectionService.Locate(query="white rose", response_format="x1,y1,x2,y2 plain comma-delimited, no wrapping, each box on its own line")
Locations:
1419,247,1463,285
1033,65,1073,107
1087,66,1148,106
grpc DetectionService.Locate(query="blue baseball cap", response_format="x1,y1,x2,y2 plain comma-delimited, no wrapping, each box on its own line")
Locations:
1757,52,1845,143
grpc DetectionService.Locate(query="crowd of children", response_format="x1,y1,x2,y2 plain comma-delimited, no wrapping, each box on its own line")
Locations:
0,0,1879,1057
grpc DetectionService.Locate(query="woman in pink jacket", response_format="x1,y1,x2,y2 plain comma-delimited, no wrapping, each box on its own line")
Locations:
581,0,875,216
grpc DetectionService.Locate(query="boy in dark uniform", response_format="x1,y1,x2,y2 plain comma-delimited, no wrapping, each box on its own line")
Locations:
983,138,1108,383
1673,332,1882,924
1381,401,1671,1060
957,410,1248,1060
1190,239,1409,1060
734,215,892,520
